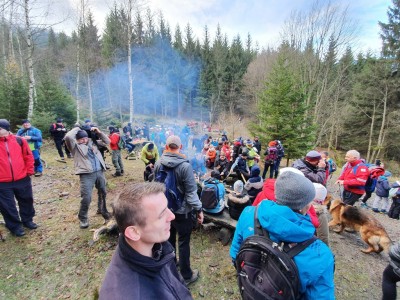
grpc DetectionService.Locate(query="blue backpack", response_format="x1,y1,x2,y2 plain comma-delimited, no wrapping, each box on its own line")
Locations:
155,165,184,212
201,178,225,215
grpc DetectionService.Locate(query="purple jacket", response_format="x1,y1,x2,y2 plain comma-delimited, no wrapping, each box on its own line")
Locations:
375,176,391,197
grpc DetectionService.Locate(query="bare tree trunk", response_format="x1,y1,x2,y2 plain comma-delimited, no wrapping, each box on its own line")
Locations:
87,72,93,121
1,1,6,65
24,0,36,119
127,0,133,123
8,0,15,60
75,47,80,122
370,83,389,162
366,103,376,163
16,30,24,73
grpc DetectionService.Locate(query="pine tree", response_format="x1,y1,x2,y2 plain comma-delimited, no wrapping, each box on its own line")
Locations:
379,0,400,60
253,52,315,161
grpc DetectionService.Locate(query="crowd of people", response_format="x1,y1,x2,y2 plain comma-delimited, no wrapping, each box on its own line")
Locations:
1,117,399,299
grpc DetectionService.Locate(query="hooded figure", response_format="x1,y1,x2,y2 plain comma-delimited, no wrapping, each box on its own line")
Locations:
244,164,263,203
230,170,335,300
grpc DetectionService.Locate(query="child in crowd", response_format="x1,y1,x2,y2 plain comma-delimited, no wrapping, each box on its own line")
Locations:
372,171,392,213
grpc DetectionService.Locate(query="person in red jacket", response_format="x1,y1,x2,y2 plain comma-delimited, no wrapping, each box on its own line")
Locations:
109,127,124,177
336,149,370,206
0,119,36,237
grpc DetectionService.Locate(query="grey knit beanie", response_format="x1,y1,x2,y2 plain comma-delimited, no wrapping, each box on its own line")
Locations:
275,171,316,211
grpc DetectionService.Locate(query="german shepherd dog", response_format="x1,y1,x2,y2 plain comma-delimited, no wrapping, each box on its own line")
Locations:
328,199,392,253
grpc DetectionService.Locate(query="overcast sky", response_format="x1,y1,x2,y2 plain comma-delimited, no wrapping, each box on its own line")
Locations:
47,0,390,54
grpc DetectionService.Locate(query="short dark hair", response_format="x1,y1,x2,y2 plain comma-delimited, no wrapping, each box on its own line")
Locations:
113,182,166,233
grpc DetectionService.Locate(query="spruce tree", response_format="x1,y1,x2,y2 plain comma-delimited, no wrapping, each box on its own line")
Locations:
253,52,315,161
379,0,400,60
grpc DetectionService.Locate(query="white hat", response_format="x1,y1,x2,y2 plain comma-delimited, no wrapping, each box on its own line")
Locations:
313,183,327,204
279,167,305,177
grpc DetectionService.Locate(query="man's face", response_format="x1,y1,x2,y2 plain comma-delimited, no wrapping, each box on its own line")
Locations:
23,122,31,129
220,155,226,161
345,152,357,163
306,159,319,167
138,193,175,245
77,137,89,145
0,127,9,137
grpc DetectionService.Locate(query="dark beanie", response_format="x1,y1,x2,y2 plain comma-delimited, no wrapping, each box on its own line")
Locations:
22,119,30,124
0,119,10,131
275,171,315,211
56,118,63,123
147,143,154,150
76,130,88,139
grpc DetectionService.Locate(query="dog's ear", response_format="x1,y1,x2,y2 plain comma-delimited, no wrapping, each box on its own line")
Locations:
323,194,333,206
329,199,344,212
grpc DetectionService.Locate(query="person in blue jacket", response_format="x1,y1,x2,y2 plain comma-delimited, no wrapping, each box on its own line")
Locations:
372,171,392,213
16,119,43,176
230,170,335,300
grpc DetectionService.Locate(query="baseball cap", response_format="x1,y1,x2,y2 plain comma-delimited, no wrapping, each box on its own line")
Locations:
166,135,182,148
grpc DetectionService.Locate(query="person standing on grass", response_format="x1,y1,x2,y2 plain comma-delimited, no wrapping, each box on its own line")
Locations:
154,135,204,286
65,126,111,229
49,118,72,161
109,127,124,177
16,119,43,177
99,182,193,299
0,119,38,237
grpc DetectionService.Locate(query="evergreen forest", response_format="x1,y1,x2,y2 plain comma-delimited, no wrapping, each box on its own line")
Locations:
1,0,400,162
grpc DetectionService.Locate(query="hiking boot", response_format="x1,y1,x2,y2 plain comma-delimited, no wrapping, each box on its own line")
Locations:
112,171,122,177
372,208,380,213
121,169,124,174
380,209,387,214
360,203,369,208
23,221,38,229
79,220,89,229
34,172,42,177
184,269,199,286
11,227,25,237
67,154,73,158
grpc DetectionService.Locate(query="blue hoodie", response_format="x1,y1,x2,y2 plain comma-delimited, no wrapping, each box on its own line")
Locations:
230,200,335,300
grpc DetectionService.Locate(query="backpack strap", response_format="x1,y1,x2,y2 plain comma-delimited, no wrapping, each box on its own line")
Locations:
254,205,270,239
286,236,317,258
254,205,317,257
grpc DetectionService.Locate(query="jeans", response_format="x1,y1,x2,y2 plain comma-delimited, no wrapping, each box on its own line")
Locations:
78,171,109,222
32,149,43,173
0,176,35,232
168,213,194,280
111,150,124,172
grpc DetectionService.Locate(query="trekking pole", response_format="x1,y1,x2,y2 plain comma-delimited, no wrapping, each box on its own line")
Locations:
338,184,344,201
240,173,247,184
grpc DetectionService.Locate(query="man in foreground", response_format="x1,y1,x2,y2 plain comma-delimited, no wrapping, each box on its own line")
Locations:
230,170,335,299
99,182,193,299
336,149,370,205
0,119,37,236
65,126,111,228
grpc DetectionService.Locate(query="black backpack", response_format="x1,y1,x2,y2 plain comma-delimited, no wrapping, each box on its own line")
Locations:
235,206,317,300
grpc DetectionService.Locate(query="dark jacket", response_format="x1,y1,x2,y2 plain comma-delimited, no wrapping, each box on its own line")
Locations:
292,159,326,184
100,235,192,300
389,241,400,277
244,165,263,198
375,176,391,197
49,123,67,140
154,151,202,215
0,134,34,182
214,157,229,175
253,140,261,153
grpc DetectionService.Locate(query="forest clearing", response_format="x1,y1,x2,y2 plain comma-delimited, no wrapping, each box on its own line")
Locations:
0,143,398,300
